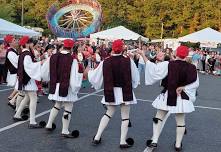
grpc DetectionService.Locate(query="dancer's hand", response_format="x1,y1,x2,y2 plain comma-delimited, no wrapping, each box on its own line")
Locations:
156,51,165,61
137,49,144,56
128,52,134,58
176,86,184,96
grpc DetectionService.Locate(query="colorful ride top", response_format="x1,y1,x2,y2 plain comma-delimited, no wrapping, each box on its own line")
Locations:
46,0,102,40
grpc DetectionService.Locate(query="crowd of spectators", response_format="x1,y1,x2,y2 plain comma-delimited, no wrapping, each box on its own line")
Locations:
1,36,220,95
126,43,221,76
189,49,221,75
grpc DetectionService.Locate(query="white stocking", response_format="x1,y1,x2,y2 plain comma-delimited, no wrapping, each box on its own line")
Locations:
62,102,74,134
28,91,38,125
152,110,168,144
94,105,116,140
14,93,29,118
175,113,185,148
9,93,18,105
15,92,25,111
46,102,62,128
151,112,170,140
120,105,130,145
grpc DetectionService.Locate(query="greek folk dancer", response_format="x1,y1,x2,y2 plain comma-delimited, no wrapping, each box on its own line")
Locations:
41,39,83,138
139,46,199,152
86,39,140,149
4,35,23,110
13,36,43,128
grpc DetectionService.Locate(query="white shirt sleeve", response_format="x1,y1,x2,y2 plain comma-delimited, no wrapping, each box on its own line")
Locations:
88,61,104,90
8,51,18,68
145,60,169,85
184,75,199,102
70,59,83,93
41,58,50,82
24,55,41,81
130,59,140,88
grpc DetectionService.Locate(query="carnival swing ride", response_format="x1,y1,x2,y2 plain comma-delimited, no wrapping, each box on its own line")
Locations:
46,0,102,39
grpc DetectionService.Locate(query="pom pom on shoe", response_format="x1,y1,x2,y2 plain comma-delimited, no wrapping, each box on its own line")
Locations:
21,115,29,120
126,138,134,146
39,121,46,127
22,108,30,115
71,130,80,138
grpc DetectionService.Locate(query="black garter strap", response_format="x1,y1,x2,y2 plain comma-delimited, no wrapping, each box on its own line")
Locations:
153,118,163,124
18,94,25,98
122,119,132,127
177,125,186,128
64,110,72,120
104,114,111,119
53,106,60,111
177,125,187,134
64,110,72,114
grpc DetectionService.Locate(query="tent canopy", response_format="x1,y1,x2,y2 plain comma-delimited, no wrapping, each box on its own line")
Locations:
90,26,149,41
0,18,41,37
178,27,221,44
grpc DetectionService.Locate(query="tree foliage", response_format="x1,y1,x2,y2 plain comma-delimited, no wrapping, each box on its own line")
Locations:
0,0,15,22
1,0,221,38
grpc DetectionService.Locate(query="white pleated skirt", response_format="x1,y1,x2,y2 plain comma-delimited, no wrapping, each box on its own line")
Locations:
152,92,195,113
101,87,137,106
6,72,17,87
48,83,78,102
15,79,38,91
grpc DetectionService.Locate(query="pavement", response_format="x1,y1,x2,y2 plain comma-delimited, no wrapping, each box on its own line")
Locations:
0,73,220,152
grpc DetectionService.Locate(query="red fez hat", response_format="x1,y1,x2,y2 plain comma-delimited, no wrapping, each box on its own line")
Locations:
112,39,124,54
64,39,74,48
176,45,189,59
19,36,29,46
4,35,14,43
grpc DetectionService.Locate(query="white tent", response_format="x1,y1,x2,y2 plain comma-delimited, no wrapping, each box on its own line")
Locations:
151,38,180,51
178,27,221,45
90,26,149,42
0,18,41,37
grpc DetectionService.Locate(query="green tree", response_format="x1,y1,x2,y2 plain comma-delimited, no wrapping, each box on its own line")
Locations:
1,0,221,39
0,0,15,22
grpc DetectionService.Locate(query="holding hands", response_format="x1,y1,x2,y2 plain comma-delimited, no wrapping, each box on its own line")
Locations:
137,49,145,56
176,86,184,96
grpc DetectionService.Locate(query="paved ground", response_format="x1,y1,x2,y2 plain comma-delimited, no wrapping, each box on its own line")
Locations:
0,73,220,152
